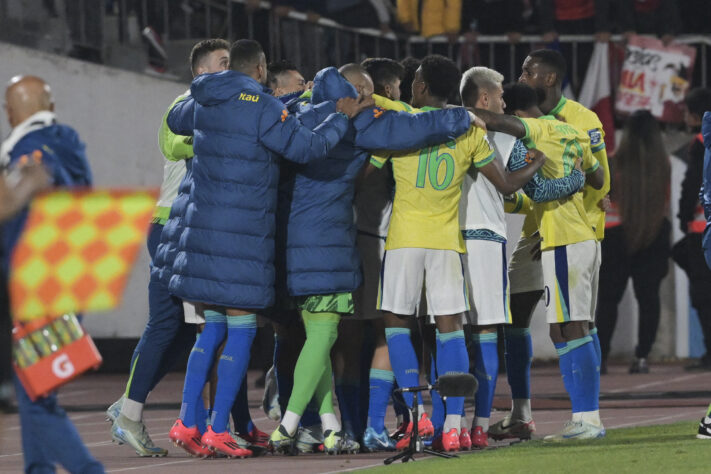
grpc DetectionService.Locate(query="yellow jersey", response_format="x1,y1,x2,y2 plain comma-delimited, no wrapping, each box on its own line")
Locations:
372,106,495,252
519,116,598,250
504,192,537,238
550,96,610,241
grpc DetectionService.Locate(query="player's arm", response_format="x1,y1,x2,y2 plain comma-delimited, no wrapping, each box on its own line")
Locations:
470,108,526,138
508,141,584,202
160,95,194,161
504,191,532,215
166,96,196,137
475,148,546,195
0,163,50,222
582,144,605,190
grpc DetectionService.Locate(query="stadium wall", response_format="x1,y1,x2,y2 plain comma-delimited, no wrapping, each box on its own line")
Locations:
0,42,680,364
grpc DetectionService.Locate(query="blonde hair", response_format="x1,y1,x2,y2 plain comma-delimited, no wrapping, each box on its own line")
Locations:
460,67,504,104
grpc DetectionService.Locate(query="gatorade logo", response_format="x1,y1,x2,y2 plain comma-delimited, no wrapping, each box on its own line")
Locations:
52,354,75,379
544,286,551,307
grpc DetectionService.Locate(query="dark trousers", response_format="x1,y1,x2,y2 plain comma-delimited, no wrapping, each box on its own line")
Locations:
677,232,711,356
596,220,670,361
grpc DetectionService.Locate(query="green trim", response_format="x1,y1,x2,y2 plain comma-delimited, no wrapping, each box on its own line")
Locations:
297,292,354,314
470,332,498,342
370,368,395,382
420,106,440,111
204,310,227,323
227,313,257,327
589,327,598,336
152,206,170,224
124,354,140,397
504,327,531,336
438,330,465,343
517,117,534,147
585,161,600,174
370,156,387,168
567,335,593,351
511,193,524,213
299,90,312,99
538,115,556,121
399,101,413,112
385,327,410,340
556,344,570,357
591,143,606,153
549,96,567,117
474,152,497,168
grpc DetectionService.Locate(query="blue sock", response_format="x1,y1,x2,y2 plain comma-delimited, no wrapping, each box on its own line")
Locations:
568,336,599,413
196,398,208,434
179,311,226,428
555,342,580,414
437,330,469,420
391,387,410,423
589,327,602,367
230,373,253,434
470,332,498,419
429,340,445,433
209,315,257,433
335,381,362,437
367,369,394,433
385,328,422,408
301,403,321,427
504,327,532,399
274,335,294,417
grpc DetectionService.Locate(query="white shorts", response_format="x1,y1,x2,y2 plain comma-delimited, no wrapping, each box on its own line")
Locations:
378,248,469,316
590,240,601,317
542,239,599,324
463,239,511,326
183,301,204,324
353,233,386,320
508,234,544,294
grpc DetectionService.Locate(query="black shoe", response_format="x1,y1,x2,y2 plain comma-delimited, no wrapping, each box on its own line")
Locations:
629,358,649,374
685,354,711,371
697,415,711,439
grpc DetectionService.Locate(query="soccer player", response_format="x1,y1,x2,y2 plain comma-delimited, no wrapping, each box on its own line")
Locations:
267,59,310,99
162,39,369,458
375,55,545,452
473,82,606,441
699,111,711,439
458,67,586,448
106,38,230,458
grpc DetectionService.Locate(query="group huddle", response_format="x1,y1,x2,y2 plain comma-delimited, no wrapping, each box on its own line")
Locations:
106,37,610,459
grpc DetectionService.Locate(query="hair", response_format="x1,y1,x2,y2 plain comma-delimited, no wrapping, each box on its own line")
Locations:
684,88,711,118
502,83,538,114
460,66,504,106
189,38,230,75
419,54,461,102
267,59,299,89
361,58,405,95
229,39,265,73
399,57,421,104
613,110,670,252
339,62,367,77
528,49,567,85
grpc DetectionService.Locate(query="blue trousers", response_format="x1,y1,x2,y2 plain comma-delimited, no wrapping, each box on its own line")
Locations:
125,223,196,403
14,375,104,474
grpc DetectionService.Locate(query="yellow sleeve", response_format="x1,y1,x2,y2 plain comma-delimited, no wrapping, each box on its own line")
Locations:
582,142,599,174
471,129,497,168
517,117,542,148
397,0,419,31
444,0,462,34
373,94,415,113
370,156,388,168
504,191,532,215
593,145,610,196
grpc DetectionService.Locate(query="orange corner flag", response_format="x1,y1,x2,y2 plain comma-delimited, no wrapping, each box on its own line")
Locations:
9,189,159,322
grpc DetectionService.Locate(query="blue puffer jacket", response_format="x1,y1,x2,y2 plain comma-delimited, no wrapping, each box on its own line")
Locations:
277,67,473,297
162,70,350,309
701,111,711,268
1,123,92,273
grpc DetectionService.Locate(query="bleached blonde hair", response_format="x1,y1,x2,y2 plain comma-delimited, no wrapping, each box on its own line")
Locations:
460,67,504,105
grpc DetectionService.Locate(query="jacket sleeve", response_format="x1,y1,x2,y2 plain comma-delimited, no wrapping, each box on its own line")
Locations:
166,96,196,137
159,96,194,161
259,99,350,164
352,107,471,152
678,140,704,233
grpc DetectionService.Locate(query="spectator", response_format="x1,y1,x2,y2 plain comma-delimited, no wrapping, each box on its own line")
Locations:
619,0,682,45
596,111,671,375
397,0,461,39
272,0,326,80
675,88,711,371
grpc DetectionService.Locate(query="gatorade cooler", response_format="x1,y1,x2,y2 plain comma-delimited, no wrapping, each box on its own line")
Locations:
12,315,103,401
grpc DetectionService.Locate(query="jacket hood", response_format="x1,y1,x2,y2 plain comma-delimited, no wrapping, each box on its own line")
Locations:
311,67,357,104
191,70,263,106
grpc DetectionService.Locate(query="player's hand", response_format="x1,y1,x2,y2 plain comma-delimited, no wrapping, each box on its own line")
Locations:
20,162,51,193
574,157,583,173
305,80,314,91
472,114,487,131
337,95,375,118
525,148,546,169
598,194,611,212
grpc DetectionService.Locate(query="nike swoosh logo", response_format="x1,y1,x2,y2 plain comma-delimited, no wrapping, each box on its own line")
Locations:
374,438,389,447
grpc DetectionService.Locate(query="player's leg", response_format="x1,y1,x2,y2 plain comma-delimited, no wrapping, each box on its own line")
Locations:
363,318,398,451
332,317,364,439
698,402,711,439
200,309,256,458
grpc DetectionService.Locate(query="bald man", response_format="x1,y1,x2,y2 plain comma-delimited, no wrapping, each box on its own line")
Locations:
1,75,101,473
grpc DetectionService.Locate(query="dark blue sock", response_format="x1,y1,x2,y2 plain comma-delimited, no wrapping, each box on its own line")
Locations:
429,340,445,432
301,403,321,427
568,336,599,412
470,331,498,419
504,327,533,399
385,328,421,408
230,373,253,434
196,397,207,434
437,330,469,419
589,327,602,367
555,342,580,414
367,369,394,433
335,381,362,437
391,388,410,423
179,311,226,428
274,335,294,417
210,315,257,433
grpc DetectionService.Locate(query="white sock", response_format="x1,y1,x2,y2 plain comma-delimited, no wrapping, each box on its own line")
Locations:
321,412,341,433
580,410,602,427
281,410,301,436
572,412,583,422
396,414,404,425
511,398,532,422
417,405,426,419
444,414,461,434
120,398,143,422
474,416,490,432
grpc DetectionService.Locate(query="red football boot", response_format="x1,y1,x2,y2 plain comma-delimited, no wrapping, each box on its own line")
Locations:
240,426,270,449
471,426,489,448
459,427,472,451
394,413,435,450
201,426,253,458
432,428,460,452
168,419,212,458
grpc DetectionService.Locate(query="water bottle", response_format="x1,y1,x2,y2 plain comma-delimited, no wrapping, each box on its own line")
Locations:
62,313,84,340
28,319,61,357
12,326,40,368
51,316,74,345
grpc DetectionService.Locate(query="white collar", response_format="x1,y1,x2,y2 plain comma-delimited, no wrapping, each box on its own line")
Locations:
1,110,57,169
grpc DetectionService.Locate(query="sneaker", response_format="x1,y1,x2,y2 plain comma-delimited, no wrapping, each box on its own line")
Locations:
269,425,298,455
295,425,324,453
201,426,253,458
488,416,536,441
111,414,167,457
262,366,281,421
240,426,270,449
323,429,360,455
685,354,711,371
362,427,396,452
459,427,472,450
543,420,606,442
105,396,123,423
389,420,409,440
629,358,649,374
393,413,435,450
432,428,460,452
697,416,711,439
169,419,212,458
471,426,489,448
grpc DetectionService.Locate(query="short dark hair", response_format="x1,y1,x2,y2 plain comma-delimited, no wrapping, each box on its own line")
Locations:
419,54,461,102
503,83,538,114
685,88,711,117
399,57,421,104
230,39,265,73
528,49,567,85
361,58,405,94
189,39,230,75
267,59,299,89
